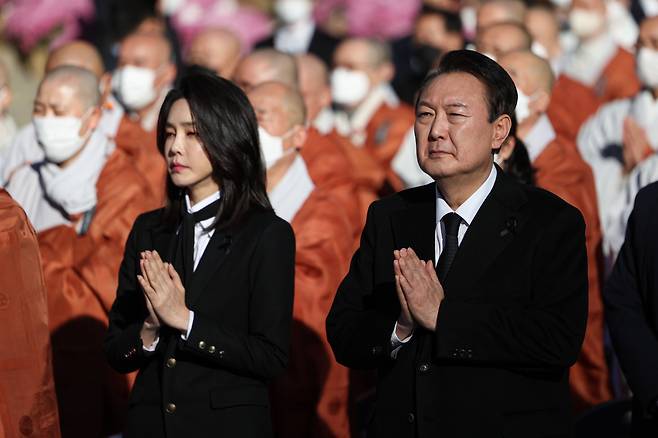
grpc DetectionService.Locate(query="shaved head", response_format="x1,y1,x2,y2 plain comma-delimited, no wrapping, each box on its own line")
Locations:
500,50,554,93
477,21,532,60
334,38,393,69
477,0,526,30
119,32,173,68
248,81,306,129
233,49,298,91
46,41,105,78
39,65,101,111
187,28,242,78
296,54,331,122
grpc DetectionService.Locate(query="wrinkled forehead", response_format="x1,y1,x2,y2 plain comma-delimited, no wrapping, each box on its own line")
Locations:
417,72,489,110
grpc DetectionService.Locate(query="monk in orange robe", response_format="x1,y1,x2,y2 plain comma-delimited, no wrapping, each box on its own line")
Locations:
550,0,641,142
502,51,611,411
0,190,60,438
4,66,159,437
296,53,372,236
249,82,354,438
331,38,415,195
112,32,177,205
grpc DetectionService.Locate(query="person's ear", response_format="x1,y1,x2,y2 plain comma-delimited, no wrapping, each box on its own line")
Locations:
532,90,551,114
0,86,12,113
156,63,177,89
289,124,308,150
99,73,112,104
491,114,512,151
79,107,101,137
377,61,395,84
497,134,516,163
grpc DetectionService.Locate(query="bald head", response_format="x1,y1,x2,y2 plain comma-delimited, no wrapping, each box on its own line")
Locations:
500,51,554,93
187,28,242,78
233,49,298,92
477,21,532,60
296,54,331,122
248,81,306,134
36,66,101,119
46,41,105,78
334,38,393,69
477,0,526,30
118,32,173,69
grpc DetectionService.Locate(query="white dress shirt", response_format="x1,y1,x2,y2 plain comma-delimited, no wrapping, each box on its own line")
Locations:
143,190,221,351
390,165,498,357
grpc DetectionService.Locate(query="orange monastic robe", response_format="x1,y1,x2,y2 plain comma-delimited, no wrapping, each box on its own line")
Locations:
301,127,361,238
549,49,641,143
270,186,354,438
114,115,167,206
37,149,158,438
363,103,415,194
0,190,60,438
533,130,611,411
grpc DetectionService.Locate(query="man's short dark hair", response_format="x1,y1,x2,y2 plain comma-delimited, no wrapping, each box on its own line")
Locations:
415,50,517,123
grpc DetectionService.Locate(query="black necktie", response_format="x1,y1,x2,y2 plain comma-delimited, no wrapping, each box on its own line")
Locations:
436,212,461,282
174,199,220,287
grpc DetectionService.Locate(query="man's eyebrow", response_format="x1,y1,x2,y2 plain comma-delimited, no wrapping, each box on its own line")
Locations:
416,100,434,109
445,102,468,109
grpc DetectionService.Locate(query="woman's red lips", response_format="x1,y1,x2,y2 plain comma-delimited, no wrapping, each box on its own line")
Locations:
170,163,188,173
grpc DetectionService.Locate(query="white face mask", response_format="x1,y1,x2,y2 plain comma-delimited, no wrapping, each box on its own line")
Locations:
637,47,658,88
531,41,550,59
258,126,295,169
112,65,158,111
275,0,313,24
33,114,90,163
515,87,534,123
569,8,605,38
331,67,370,106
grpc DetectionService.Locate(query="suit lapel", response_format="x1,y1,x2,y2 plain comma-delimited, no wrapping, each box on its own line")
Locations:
186,228,233,307
443,169,528,296
390,182,436,263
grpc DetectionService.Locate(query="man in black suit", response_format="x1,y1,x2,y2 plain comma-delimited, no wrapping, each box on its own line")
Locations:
326,50,588,437
605,181,658,437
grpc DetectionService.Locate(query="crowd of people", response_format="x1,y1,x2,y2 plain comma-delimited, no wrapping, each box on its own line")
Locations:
0,0,657,436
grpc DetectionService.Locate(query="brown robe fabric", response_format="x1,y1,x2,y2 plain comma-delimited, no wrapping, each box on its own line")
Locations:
0,190,60,438
533,130,611,411
328,130,383,235
114,115,167,206
549,48,641,143
270,185,354,438
301,127,361,239
363,103,416,194
37,149,159,438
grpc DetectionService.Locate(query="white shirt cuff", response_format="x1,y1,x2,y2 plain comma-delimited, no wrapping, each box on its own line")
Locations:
180,310,195,341
390,322,413,358
143,335,160,351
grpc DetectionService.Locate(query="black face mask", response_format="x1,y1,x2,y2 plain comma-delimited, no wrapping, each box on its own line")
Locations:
410,44,442,76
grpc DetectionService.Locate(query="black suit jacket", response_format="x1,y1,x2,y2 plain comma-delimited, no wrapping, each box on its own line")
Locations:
326,168,588,438
256,27,340,67
104,208,295,438
604,182,658,436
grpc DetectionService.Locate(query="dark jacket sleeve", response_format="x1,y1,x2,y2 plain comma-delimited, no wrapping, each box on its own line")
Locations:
179,219,296,380
434,205,589,368
604,184,658,414
104,214,159,374
326,202,399,369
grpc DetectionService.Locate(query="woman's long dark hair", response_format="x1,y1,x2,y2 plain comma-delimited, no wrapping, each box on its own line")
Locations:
156,71,271,231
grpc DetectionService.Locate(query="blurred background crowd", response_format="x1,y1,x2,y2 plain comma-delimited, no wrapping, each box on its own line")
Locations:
0,0,657,436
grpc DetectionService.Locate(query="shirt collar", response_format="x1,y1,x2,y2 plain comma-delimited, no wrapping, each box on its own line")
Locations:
185,190,221,214
523,114,556,162
435,164,497,226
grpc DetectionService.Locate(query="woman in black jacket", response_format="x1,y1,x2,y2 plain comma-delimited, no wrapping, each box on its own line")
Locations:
104,72,295,438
